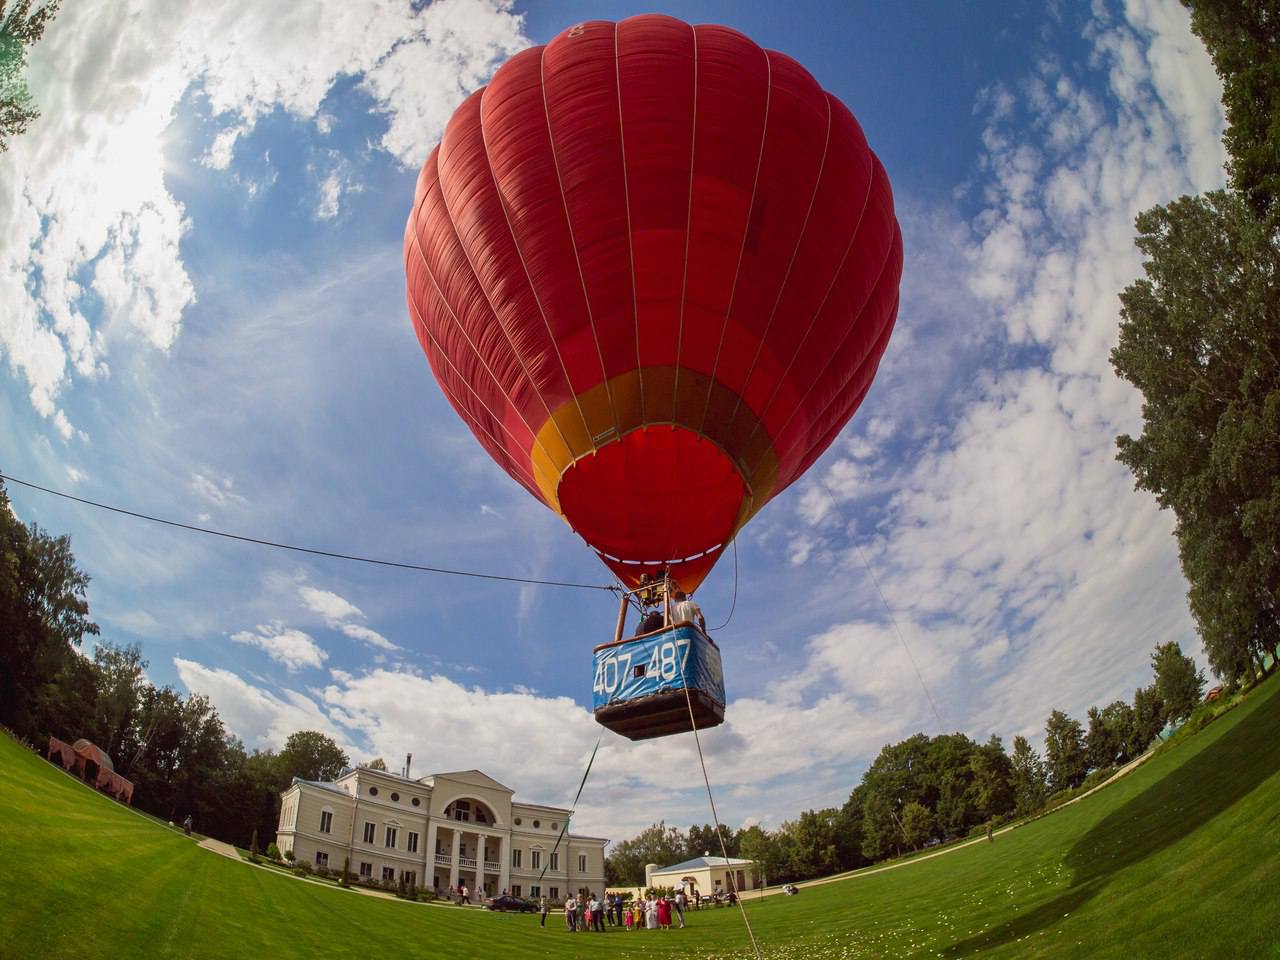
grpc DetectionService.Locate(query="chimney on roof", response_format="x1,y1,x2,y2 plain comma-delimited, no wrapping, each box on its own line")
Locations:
405,752,412,779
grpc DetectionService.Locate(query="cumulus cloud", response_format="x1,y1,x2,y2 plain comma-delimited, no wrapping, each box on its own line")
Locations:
230,620,327,671
175,658,349,751
2,0,527,438
787,0,1224,749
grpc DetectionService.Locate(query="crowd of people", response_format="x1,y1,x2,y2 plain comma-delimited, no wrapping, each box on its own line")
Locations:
549,890,691,932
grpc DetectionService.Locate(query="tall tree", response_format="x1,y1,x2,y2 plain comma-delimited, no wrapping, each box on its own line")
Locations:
735,825,782,886
0,0,61,151
0,478,99,737
1043,710,1088,792
278,731,349,783
1009,736,1048,815
899,802,933,851
604,822,687,886
1130,684,1166,755
1112,191,1280,681
1151,641,1207,720
968,735,1015,821
1183,0,1280,221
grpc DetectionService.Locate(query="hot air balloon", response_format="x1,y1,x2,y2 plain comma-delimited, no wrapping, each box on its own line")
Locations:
404,16,902,739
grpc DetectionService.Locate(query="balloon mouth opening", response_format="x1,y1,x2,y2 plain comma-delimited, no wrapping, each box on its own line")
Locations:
556,424,746,589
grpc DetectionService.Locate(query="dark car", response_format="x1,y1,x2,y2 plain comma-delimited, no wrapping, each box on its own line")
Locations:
486,895,537,913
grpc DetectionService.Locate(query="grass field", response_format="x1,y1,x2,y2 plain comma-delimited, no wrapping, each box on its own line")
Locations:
2,674,1278,959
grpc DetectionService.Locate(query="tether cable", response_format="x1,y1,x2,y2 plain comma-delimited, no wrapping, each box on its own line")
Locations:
676,638,763,960
0,472,616,593
533,727,605,894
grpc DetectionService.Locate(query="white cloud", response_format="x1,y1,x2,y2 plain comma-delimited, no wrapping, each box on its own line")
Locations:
2,0,528,437
190,471,246,508
780,0,1224,754
175,657,349,751
298,584,399,651
231,620,327,671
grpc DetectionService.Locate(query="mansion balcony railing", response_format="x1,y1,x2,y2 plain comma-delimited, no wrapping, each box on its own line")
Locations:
483,860,500,872
459,857,477,869
434,854,451,866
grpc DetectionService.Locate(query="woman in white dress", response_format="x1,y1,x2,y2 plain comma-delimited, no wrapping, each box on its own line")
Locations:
646,897,659,929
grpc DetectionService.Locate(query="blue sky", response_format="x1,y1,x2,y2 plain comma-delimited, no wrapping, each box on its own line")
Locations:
2,0,1225,839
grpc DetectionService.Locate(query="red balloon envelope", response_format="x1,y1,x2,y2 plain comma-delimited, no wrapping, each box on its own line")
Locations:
404,15,902,591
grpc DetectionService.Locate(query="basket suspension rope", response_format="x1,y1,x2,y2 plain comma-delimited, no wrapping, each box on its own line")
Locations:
533,726,605,895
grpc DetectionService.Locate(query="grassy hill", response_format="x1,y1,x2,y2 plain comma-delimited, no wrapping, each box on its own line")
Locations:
2,674,1277,959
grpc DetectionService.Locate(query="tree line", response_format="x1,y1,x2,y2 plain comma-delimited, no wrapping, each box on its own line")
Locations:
606,641,1210,886
0,478,351,848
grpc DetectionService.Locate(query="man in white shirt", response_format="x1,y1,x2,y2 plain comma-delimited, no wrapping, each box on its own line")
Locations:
670,590,706,633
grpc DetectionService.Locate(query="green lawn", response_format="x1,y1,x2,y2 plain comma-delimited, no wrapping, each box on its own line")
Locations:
2,674,1278,959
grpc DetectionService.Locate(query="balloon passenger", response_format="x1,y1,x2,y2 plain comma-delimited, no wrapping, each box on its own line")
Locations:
671,590,705,633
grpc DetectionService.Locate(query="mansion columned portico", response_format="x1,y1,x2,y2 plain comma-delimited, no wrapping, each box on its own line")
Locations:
276,766,607,900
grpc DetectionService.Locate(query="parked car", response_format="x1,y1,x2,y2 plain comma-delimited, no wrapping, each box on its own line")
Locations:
486,895,537,913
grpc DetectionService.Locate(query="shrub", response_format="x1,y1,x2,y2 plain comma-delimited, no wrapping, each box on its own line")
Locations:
284,849,296,863
314,865,330,878
266,843,282,861
249,829,260,863
339,857,351,888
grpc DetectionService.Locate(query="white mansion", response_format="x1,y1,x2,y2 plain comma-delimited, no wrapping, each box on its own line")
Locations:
276,765,607,900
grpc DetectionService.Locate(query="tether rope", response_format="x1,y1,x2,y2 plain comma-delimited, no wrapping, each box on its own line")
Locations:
677,642,763,960
0,473,616,593
533,727,605,895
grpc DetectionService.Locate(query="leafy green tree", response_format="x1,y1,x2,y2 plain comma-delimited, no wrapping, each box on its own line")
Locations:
967,735,1015,822
91,642,148,759
859,792,899,861
0,1,61,152
735,825,782,885
604,822,687,886
1151,641,1206,721
278,731,349,783
781,809,843,880
1184,0,1280,220
1112,191,1279,681
1010,735,1048,815
0,478,99,737
686,822,738,860
1044,710,1088,791
899,801,933,850
362,757,388,771
1130,684,1166,755
1087,701,1135,769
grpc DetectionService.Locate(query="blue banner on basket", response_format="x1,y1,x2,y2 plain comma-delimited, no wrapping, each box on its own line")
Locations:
592,624,725,712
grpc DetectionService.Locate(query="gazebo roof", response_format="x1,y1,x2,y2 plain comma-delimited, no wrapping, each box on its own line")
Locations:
71,739,113,772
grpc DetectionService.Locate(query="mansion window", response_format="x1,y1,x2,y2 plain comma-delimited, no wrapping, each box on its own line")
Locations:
403,871,416,886
385,826,398,849
578,887,589,900
382,867,395,882
362,822,375,844
319,810,333,833
530,885,540,897
511,849,522,868
451,800,471,822
359,862,372,879
531,850,541,869
578,855,587,873
512,884,522,897
407,831,419,854
550,853,558,871
315,852,329,868
549,887,559,900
